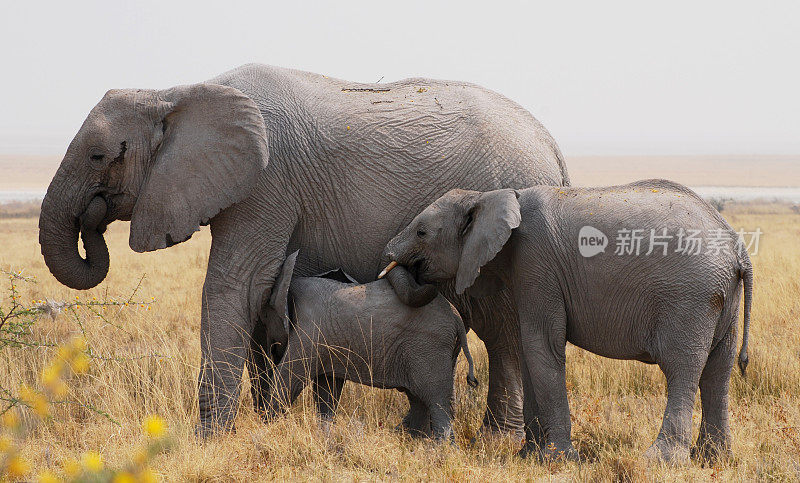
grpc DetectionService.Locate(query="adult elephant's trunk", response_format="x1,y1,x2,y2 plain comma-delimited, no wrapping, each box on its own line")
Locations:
39,190,110,291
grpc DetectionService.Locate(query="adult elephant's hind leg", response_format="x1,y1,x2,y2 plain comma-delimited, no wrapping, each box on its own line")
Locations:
693,325,736,462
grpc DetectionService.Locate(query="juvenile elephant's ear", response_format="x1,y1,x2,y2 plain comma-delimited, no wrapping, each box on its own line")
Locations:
129,83,268,252
455,189,521,295
271,251,299,333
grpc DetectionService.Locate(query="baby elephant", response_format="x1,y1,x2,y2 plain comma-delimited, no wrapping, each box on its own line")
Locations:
381,179,753,463
261,251,478,441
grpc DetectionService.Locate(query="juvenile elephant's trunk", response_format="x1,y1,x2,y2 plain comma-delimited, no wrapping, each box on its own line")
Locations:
39,189,110,291
385,265,438,308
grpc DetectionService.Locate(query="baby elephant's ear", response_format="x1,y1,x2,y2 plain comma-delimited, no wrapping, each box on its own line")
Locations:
270,251,299,332
455,189,521,295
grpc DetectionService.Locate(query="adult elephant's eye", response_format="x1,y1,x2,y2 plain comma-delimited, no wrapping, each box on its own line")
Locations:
90,154,105,161
417,229,427,238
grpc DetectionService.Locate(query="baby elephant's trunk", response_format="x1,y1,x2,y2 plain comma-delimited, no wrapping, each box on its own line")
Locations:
455,317,479,388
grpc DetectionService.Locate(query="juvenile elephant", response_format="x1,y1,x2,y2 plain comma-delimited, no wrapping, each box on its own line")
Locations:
381,179,753,462
38,64,569,436
259,251,478,441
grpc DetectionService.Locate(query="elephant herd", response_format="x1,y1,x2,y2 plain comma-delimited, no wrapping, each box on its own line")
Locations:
39,64,752,464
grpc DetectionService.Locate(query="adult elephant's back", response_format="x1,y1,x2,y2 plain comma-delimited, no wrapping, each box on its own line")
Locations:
209,63,569,281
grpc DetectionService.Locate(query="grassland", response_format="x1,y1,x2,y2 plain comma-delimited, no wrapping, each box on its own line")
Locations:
0,202,798,481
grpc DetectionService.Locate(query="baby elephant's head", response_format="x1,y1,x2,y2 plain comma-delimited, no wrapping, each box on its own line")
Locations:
382,189,521,295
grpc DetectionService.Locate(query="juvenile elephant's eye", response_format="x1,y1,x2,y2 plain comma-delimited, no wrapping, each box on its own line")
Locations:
90,154,105,161
417,229,427,238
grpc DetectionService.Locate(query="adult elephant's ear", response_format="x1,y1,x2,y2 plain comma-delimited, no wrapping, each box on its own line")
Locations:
129,83,268,252
455,189,521,295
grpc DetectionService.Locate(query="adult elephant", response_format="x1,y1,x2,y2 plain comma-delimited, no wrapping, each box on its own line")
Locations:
38,64,569,436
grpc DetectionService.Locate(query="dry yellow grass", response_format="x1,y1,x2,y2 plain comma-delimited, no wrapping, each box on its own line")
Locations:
0,204,798,480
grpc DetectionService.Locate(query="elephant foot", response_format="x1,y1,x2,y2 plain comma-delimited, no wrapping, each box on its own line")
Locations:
194,420,235,440
480,411,525,441
690,438,732,464
394,422,431,439
644,440,690,465
318,417,334,436
517,439,579,462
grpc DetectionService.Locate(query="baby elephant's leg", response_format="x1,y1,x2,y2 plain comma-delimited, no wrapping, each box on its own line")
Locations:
397,393,431,438
313,374,345,421
428,398,455,443
418,378,456,443
266,348,313,419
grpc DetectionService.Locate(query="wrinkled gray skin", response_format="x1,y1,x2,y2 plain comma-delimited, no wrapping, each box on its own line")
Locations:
38,64,569,436
259,251,478,441
384,179,753,463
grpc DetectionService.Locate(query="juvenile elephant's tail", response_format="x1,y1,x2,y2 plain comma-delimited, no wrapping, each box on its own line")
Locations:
737,252,753,377
455,318,479,388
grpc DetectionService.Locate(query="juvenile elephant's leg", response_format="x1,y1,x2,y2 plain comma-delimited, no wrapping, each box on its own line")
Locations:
313,374,345,421
196,284,254,437
467,292,525,437
519,365,546,456
247,322,274,416
268,349,313,418
398,393,431,438
693,327,737,462
646,326,708,464
428,400,455,443
517,301,577,460
645,372,700,463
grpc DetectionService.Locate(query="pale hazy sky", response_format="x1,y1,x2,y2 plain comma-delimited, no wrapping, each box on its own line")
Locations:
1,0,798,156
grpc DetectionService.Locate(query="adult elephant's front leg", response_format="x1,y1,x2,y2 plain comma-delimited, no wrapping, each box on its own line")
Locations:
196,281,254,438
467,292,524,438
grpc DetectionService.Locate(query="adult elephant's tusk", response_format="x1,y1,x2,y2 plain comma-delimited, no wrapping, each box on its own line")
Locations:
377,261,398,279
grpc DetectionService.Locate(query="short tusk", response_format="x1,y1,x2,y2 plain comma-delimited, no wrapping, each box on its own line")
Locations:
378,261,398,279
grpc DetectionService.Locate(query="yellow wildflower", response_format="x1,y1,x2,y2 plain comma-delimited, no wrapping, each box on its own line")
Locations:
143,415,166,438
51,380,69,398
2,409,20,429
41,363,62,388
38,470,60,483
19,385,50,418
57,345,72,361
70,353,90,374
139,467,159,483
70,337,88,352
0,434,13,452
113,471,137,483
62,458,81,477
5,455,31,477
132,449,148,466
82,451,104,472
